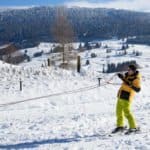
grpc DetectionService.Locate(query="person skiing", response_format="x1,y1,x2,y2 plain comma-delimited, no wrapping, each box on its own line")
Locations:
112,64,141,134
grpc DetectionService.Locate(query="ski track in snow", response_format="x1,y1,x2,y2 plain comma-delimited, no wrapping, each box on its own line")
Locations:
0,40,150,149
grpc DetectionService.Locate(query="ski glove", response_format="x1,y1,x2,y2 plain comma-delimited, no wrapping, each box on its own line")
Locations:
117,73,124,79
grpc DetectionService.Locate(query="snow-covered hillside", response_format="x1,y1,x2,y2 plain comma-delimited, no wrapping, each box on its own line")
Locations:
0,40,150,149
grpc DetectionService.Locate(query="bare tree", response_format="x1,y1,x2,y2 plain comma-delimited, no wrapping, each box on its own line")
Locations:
51,6,75,64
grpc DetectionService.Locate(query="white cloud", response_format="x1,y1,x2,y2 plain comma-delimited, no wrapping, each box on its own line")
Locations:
65,0,150,12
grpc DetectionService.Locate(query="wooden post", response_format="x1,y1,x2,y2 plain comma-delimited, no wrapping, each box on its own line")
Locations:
98,78,102,86
20,78,22,91
77,55,81,73
47,58,50,67
63,44,65,64
102,64,105,73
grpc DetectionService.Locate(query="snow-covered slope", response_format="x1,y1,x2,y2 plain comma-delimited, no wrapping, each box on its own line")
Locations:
0,40,150,149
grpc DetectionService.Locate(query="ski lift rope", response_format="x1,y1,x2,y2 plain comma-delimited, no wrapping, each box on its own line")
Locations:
0,74,117,108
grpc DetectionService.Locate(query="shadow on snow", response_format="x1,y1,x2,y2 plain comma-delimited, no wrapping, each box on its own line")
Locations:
0,134,106,149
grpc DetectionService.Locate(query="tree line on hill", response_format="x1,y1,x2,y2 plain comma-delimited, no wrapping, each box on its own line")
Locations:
0,6,150,48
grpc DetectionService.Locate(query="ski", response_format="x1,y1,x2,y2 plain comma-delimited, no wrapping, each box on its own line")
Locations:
124,127,141,135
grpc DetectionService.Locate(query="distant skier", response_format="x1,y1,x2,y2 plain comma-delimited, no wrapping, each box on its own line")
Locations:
112,64,141,134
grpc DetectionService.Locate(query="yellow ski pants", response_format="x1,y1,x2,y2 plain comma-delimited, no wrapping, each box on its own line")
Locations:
116,98,137,129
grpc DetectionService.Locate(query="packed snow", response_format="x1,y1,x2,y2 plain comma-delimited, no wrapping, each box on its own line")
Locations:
0,40,150,149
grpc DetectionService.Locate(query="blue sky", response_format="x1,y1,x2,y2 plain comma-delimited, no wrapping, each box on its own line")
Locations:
0,0,62,6
0,0,149,12
0,0,111,6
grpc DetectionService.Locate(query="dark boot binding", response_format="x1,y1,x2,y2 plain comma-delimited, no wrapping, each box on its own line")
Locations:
112,126,127,134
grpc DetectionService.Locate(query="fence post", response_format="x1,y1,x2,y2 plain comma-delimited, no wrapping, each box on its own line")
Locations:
102,64,105,73
20,78,22,91
77,55,81,73
98,78,102,86
47,58,50,67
